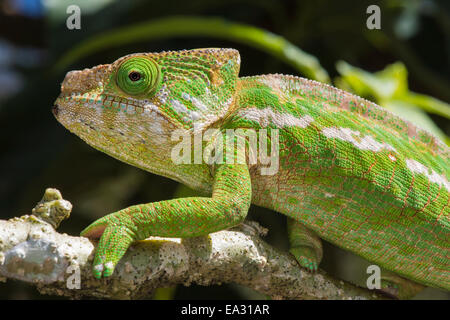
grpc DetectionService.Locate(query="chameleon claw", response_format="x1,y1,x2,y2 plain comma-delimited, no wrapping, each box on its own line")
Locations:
92,262,115,279
93,264,104,279
103,262,115,277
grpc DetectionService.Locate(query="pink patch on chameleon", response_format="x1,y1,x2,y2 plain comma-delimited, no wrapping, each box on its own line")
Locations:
82,225,107,239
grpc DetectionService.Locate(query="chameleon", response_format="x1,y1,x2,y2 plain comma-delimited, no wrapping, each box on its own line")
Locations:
53,48,449,298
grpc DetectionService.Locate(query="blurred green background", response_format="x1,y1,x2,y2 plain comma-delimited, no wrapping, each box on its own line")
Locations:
0,0,449,299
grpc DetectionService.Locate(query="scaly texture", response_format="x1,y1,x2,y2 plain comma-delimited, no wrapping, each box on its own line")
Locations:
53,48,449,292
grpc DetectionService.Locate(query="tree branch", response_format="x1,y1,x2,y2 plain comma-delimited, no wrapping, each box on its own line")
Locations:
0,188,384,299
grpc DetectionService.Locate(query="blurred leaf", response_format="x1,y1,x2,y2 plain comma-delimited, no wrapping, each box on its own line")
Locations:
336,61,404,100
383,100,448,143
337,61,409,100
364,26,450,104
336,60,450,145
54,16,330,83
403,92,450,120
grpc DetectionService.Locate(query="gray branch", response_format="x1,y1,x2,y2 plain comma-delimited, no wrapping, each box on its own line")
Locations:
0,188,384,299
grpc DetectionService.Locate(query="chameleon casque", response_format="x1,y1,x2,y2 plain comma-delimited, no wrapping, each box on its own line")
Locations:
53,48,449,298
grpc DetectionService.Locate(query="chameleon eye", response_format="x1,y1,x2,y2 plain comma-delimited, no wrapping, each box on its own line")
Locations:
115,56,160,97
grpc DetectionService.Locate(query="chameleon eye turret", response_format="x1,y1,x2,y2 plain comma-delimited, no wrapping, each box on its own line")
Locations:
115,56,161,97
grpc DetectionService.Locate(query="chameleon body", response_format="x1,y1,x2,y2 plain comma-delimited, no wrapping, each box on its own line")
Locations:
53,48,449,294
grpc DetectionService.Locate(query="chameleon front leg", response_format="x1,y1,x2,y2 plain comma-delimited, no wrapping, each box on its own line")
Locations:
287,217,323,272
81,163,252,278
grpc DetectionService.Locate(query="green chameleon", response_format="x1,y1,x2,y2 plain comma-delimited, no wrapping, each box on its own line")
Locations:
53,48,449,298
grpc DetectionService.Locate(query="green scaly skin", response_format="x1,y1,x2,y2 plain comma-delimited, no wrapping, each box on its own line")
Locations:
53,48,449,295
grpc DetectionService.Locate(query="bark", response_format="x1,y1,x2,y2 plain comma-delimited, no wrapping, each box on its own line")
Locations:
0,188,384,299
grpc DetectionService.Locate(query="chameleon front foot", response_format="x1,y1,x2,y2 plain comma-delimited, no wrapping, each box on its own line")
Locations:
81,213,136,279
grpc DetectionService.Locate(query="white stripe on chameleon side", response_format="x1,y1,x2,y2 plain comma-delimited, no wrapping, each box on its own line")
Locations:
406,159,450,192
322,127,450,192
322,127,397,153
237,107,314,128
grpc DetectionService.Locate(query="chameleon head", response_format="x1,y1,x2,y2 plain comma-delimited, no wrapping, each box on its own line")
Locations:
53,48,240,179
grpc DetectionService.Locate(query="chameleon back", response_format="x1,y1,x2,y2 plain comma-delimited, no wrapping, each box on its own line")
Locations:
231,74,449,290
